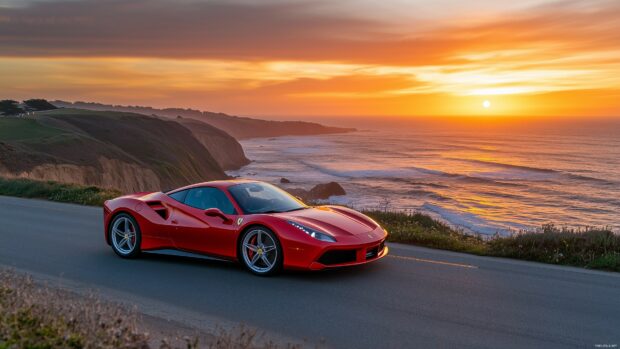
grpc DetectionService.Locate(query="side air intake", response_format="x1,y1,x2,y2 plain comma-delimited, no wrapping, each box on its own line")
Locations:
146,201,168,219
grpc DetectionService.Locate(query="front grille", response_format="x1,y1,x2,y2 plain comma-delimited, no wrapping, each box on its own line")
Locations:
318,249,357,265
366,246,379,260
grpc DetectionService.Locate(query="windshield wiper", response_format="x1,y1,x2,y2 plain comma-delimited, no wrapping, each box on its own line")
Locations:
256,206,309,214
257,210,283,214
284,207,309,212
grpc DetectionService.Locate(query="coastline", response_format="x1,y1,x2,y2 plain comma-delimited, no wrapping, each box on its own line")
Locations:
227,130,620,236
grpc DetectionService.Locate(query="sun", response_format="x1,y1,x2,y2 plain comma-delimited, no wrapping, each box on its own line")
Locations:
483,100,491,109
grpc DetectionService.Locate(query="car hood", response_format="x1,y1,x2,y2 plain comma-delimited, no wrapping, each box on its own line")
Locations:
274,206,377,237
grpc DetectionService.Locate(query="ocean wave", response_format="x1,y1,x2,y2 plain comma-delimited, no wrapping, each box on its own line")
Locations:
451,174,526,187
455,158,615,184
299,160,528,188
406,190,453,202
298,160,439,179
407,181,450,189
456,158,556,173
421,203,530,236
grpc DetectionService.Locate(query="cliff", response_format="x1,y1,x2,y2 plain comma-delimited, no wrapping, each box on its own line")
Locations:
0,109,246,193
52,101,355,140
175,117,250,170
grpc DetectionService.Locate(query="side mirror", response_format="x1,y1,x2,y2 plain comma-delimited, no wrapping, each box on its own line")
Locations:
204,208,232,223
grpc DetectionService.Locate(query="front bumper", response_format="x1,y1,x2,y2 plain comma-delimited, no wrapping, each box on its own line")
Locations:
309,243,388,270
282,226,389,270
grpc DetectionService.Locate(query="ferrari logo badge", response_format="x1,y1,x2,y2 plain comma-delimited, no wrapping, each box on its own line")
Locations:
237,217,244,226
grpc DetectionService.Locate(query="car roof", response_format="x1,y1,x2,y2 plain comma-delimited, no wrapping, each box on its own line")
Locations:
170,179,261,192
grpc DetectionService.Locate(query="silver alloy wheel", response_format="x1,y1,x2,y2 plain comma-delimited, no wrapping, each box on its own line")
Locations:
111,216,137,255
242,229,278,273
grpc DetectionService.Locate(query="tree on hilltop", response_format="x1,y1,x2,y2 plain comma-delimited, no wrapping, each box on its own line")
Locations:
23,99,58,111
0,100,23,116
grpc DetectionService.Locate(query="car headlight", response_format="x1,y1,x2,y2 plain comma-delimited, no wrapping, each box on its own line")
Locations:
287,221,336,242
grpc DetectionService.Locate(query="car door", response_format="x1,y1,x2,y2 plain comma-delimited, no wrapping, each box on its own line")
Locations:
168,187,240,259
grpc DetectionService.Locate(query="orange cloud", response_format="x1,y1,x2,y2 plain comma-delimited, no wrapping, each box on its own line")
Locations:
1,0,619,117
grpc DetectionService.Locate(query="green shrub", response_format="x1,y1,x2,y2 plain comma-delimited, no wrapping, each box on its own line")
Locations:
487,224,620,271
363,210,488,255
0,177,121,206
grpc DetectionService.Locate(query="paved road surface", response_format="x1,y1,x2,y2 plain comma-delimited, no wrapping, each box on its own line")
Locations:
1,196,619,348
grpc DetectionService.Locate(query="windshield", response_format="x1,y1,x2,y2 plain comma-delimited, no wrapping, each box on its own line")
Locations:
228,182,306,214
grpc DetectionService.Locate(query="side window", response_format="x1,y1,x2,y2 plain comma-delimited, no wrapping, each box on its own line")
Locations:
168,189,188,203
184,187,236,215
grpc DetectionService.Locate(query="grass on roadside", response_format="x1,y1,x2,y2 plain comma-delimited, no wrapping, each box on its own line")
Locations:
0,269,301,349
488,224,620,271
363,210,488,255
0,269,152,349
0,177,120,206
364,210,620,272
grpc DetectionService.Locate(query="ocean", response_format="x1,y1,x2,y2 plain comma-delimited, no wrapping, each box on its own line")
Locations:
227,117,620,235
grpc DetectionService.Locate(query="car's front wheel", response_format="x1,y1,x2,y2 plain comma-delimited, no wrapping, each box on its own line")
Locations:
239,227,282,276
109,213,141,258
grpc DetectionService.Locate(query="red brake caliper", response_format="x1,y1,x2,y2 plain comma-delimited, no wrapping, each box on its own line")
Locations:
248,235,257,259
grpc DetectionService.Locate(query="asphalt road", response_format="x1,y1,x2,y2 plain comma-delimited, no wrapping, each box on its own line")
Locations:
1,195,619,348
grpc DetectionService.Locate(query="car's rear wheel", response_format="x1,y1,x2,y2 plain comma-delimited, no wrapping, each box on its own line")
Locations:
240,227,282,276
109,213,141,258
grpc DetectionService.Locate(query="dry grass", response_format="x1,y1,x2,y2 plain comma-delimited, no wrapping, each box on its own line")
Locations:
0,269,303,349
0,270,150,349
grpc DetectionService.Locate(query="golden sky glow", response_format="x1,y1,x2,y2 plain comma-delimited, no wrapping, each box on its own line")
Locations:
1,0,620,117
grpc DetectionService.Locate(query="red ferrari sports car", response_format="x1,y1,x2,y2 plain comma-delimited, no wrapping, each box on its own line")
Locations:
103,180,388,275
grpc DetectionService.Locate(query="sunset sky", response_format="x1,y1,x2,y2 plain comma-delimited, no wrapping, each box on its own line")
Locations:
1,0,619,117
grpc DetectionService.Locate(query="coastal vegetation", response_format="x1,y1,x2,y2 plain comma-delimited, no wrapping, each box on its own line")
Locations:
0,117,64,140
0,177,120,206
363,210,488,255
0,269,152,349
0,269,292,349
365,210,620,272
0,176,617,272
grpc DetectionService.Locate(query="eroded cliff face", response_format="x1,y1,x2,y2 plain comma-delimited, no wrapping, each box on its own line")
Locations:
99,157,161,192
0,109,238,193
0,157,161,193
176,118,250,171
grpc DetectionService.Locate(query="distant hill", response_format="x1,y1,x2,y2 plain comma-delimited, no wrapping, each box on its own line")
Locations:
0,109,248,193
52,101,355,140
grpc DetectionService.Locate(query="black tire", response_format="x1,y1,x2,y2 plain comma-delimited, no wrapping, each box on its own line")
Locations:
108,213,142,259
238,226,283,276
